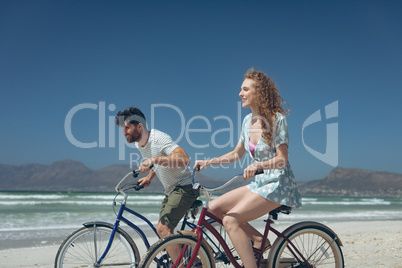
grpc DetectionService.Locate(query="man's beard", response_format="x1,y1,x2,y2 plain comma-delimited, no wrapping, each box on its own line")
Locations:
126,129,142,143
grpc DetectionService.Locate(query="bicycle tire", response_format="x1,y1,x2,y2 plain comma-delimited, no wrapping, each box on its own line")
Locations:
203,219,240,267
55,222,140,268
267,223,344,268
139,233,214,268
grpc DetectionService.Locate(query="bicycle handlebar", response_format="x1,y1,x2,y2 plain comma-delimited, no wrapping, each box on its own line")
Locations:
115,165,154,198
115,170,136,193
114,165,264,201
191,167,264,192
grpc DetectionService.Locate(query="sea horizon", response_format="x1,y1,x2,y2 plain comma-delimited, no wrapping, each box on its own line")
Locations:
1,191,401,250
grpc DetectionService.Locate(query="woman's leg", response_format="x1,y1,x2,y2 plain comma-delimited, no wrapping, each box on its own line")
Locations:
208,186,249,219
217,189,280,268
208,187,274,249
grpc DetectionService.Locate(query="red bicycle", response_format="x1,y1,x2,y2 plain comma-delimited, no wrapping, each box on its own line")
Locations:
139,168,344,268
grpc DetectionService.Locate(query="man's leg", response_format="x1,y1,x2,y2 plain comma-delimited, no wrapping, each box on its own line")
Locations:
158,185,199,234
156,221,174,238
158,185,200,266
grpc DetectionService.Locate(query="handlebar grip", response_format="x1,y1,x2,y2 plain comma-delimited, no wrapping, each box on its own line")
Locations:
134,182,144,191
255,169,264,175
133,164,155,178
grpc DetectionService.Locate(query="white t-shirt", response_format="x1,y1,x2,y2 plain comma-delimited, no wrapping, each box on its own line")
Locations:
135,129,192,195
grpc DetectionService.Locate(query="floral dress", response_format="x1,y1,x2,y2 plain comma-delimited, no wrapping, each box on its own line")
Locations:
241,113,302,208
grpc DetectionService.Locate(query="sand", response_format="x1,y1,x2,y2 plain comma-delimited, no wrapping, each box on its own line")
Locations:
0,220,401,268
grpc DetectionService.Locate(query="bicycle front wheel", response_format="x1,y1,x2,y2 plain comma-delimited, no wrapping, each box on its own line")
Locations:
55,223,139,268
268,224,344,268
139,234,214,268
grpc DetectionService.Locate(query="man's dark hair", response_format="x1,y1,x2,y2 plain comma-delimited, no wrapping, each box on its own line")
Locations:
115,107,146,127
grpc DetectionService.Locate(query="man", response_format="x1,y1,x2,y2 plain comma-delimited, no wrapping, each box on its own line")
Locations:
115,107,199,239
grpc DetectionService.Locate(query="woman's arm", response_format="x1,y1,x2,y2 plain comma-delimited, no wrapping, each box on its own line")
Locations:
243,143,288,179
194,140,246,171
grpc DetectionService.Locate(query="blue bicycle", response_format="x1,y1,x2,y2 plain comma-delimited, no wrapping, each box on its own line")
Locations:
54,168,233,268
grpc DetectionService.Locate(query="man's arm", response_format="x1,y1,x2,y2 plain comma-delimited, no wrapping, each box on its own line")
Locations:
139,147,190,173
138,168,156,187
152,146,190,167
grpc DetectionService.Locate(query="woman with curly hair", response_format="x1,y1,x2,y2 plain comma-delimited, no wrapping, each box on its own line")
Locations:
194,68,302,267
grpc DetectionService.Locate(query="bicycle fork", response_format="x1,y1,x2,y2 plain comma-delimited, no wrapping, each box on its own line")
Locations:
95,204,125,266
280,235,314,268
265,216,313,268
173,227,203,268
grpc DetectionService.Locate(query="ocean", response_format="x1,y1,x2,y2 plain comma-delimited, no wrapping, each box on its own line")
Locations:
1,191,401,250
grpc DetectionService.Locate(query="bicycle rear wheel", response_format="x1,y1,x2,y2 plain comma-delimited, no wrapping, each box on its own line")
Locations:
139,234,214,268
55,222,139,268
268,224,344,268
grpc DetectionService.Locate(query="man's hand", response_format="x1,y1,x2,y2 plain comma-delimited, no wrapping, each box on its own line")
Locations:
139,159,153,173
138,176,152,188
138,165,155,188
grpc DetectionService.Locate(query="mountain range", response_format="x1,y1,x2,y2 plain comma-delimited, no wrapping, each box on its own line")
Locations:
0,160,247,193
0,160,401,197
297,167,402,197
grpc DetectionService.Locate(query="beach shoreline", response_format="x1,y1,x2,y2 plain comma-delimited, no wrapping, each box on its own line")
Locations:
1,220,401,268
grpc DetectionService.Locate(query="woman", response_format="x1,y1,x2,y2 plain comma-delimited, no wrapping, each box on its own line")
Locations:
194,68,302,268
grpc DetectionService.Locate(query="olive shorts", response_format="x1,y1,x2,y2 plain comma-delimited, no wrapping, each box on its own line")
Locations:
159,184,200,229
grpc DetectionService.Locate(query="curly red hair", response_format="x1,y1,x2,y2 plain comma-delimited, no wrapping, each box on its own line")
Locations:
244,68,289,146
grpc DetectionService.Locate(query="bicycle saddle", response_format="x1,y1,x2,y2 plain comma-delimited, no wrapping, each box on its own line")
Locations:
188,200,203,219
190,200,203,209
269,205,292,220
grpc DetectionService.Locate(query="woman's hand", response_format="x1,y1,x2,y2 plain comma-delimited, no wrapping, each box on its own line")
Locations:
243,164,259,181
193,160,209,172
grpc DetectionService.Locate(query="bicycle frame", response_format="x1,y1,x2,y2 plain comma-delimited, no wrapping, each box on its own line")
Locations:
94,176,160,265
197,208,240,266
180,205,312,268
175,169,313,268
93,169,221,266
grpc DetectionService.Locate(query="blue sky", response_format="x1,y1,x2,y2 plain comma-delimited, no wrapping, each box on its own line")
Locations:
1,0,401,181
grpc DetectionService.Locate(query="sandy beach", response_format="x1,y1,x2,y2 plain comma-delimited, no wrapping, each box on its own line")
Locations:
0,220,401,268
